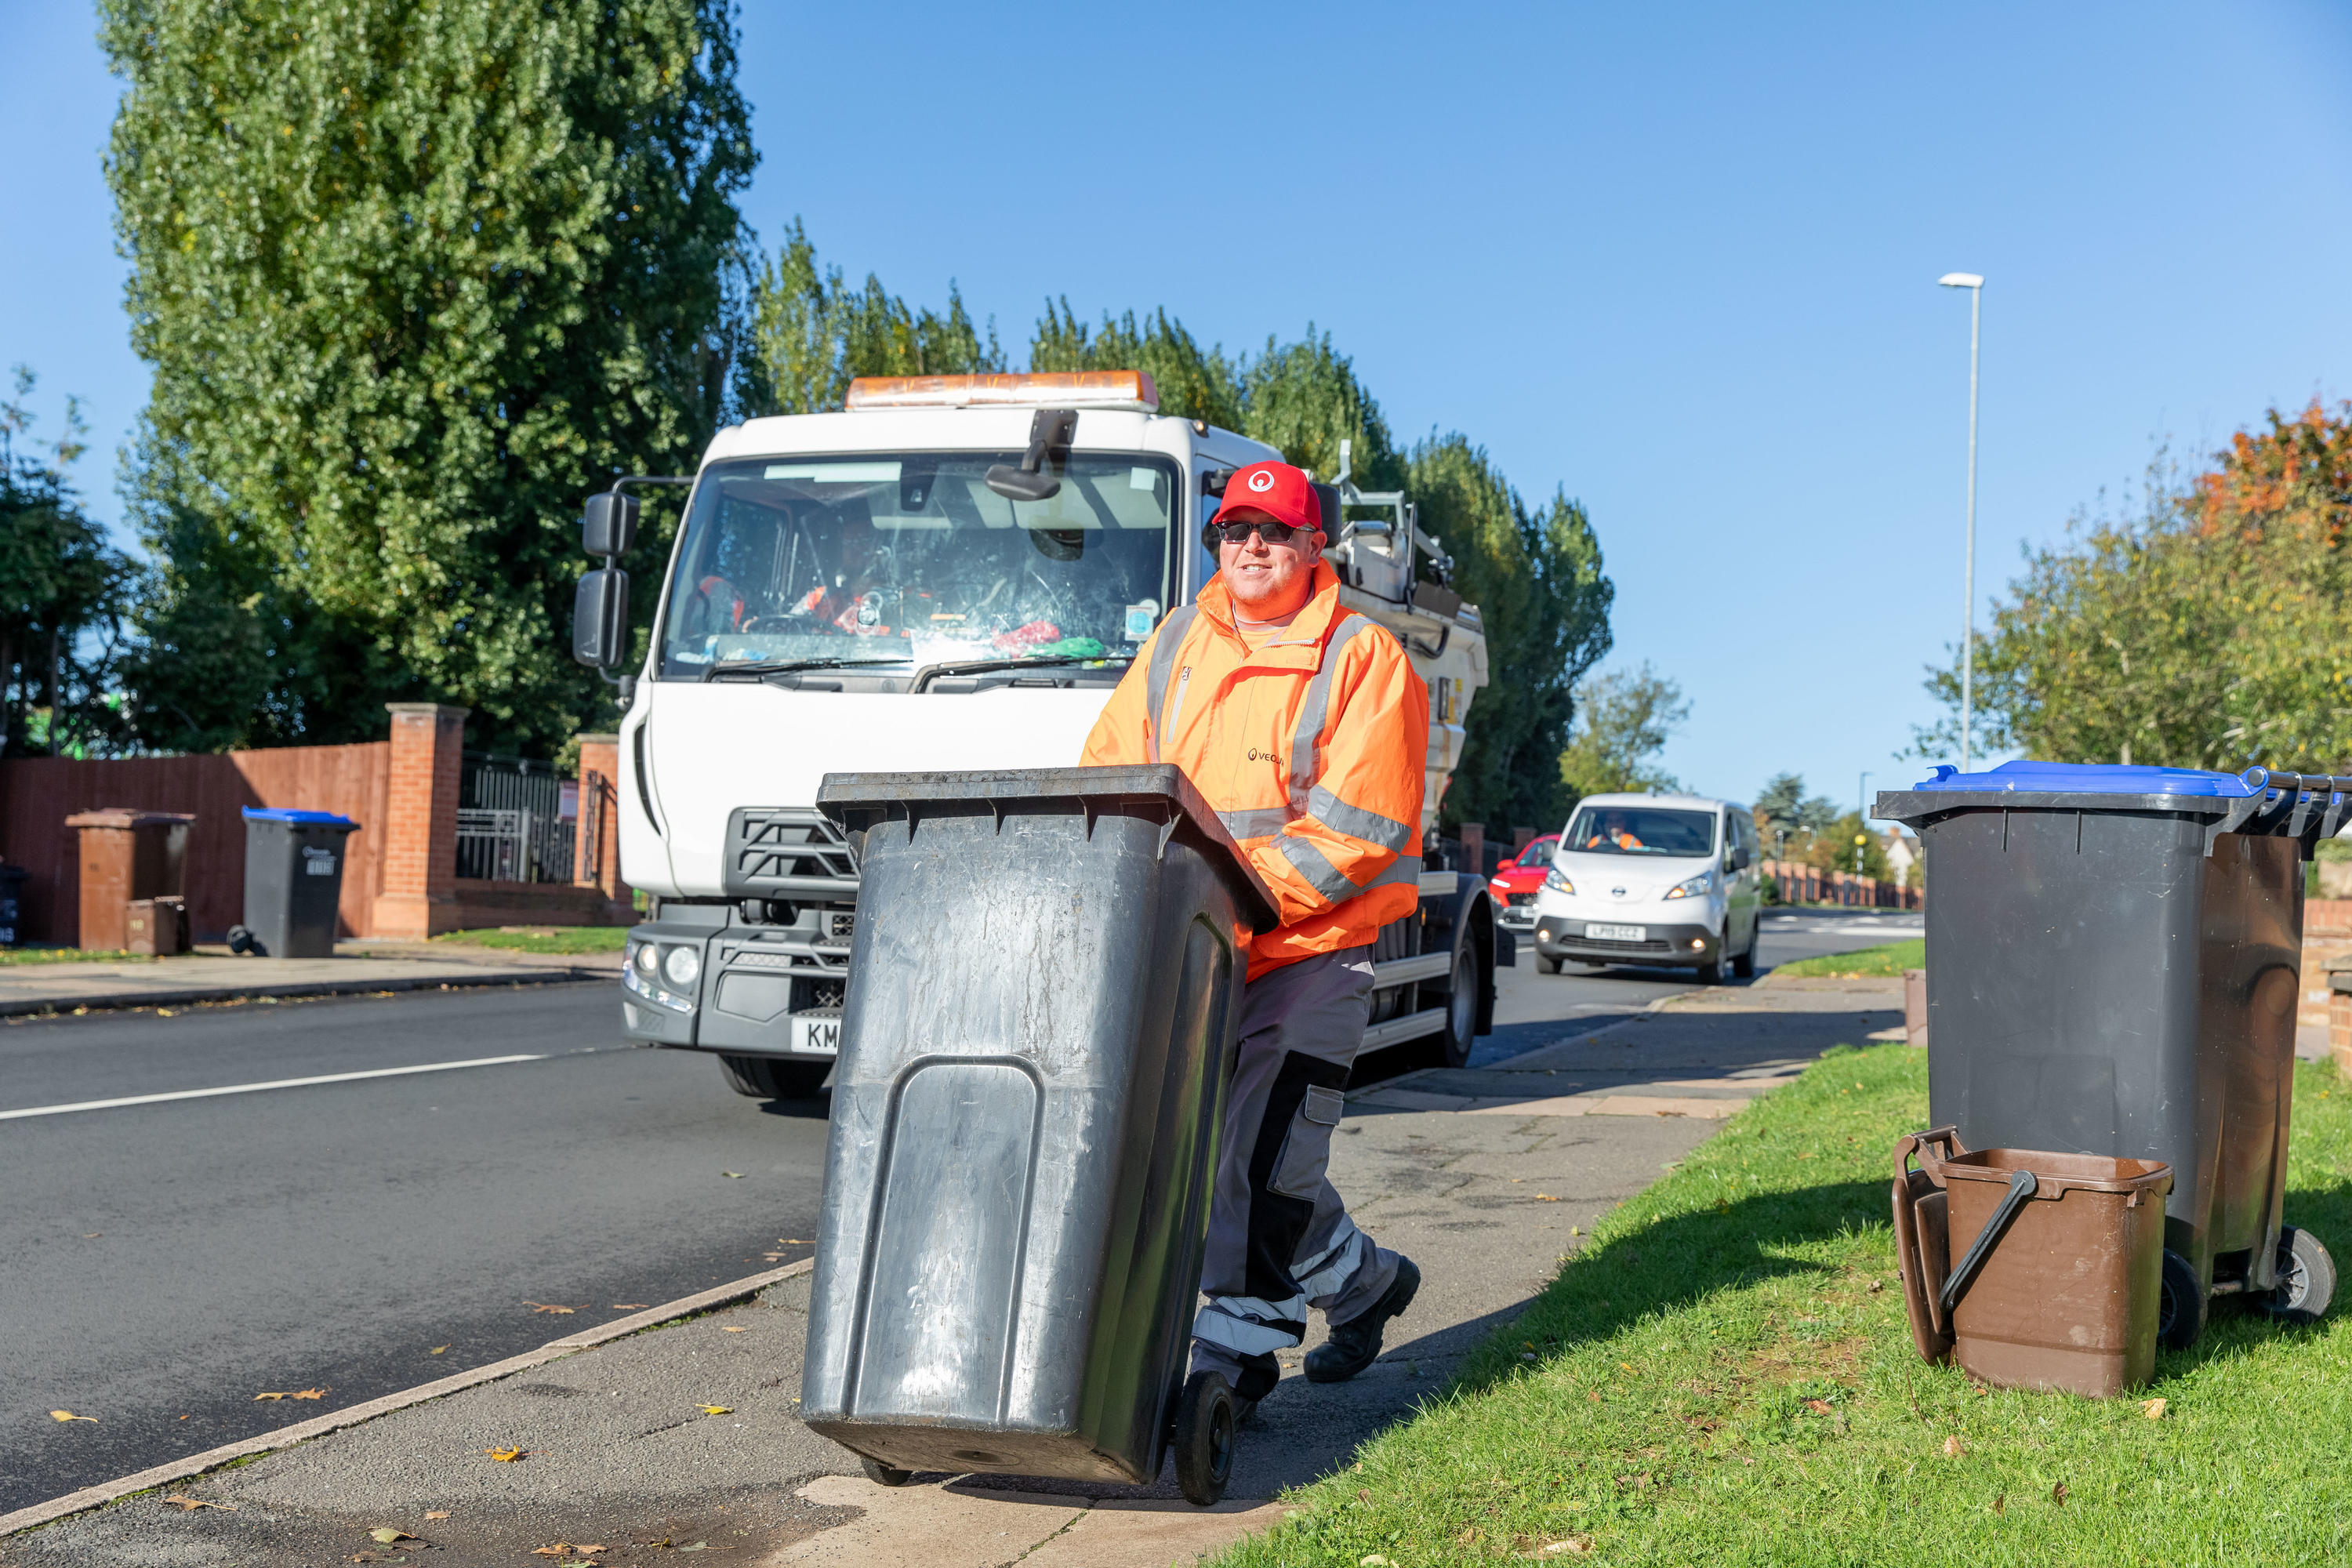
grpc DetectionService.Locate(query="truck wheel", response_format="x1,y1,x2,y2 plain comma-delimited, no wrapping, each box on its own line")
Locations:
2157,1248,2205,1349
2258,1226,2336,1326
718,1055,831,1100
1435,946,1477,1069
1171,1371,1235,1506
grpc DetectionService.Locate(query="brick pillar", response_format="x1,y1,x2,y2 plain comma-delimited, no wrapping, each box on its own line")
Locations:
372,703,468,939
573,732,633,916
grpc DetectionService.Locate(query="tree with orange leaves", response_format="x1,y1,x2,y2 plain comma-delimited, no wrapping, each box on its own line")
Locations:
1915,401,2352,773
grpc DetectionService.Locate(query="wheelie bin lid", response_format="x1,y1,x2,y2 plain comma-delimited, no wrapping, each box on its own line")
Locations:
1877,760,2352,849
241,807,359,827
817,764,1282,935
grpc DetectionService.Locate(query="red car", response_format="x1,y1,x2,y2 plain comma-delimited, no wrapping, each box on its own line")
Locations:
1486,833,1559,933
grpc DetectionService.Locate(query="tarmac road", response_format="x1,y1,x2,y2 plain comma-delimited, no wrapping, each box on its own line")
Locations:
0,906,1912,1519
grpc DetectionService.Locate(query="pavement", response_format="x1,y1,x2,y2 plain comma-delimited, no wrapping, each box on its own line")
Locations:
0,938,619,1017
0,974,1904,1567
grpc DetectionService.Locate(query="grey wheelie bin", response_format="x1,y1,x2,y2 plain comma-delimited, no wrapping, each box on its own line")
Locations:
230,808,360,958
1879,761,2339,1348
800,764,1279,1505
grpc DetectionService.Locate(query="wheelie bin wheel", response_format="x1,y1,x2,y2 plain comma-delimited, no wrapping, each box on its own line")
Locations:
2156,1248,2205,1349
2258,1225,2336,1326
859,1455,913,1487
1171,1370,1235,1507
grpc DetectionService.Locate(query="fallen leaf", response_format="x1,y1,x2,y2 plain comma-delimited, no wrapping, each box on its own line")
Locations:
1868,1279,1886,1294
1992,1492,2006,1515
721,1326,747,1333
680,1545,709,1555
162,1494,235,1512
532,1548,572,1559
49,1410,97,1423
779,1240,813,1245
699,1405,734,1415
1539,1541,1595,1559
1534,1193,1560,1201
2142,1397,2169,1420
426,1511,450,1519
430,1346,448,1356
524,1301,578,1314
2052,1481,2069,1505
253,1392,292,1401
370,1528,419,1544
1360,1555,1392,1566
612,1305,650,1311
290,1388,328,1399
1943,1436,1964,1457
158,1008,175,1017
721,1171,744,1179
486,1447,526,1461
1804,1399,1833,1414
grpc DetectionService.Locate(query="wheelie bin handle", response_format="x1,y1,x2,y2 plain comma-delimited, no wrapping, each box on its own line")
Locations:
1940,1167,2038,1317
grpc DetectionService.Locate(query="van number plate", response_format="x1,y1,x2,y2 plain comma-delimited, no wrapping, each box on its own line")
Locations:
1585,923,1646,942
791,1011,842,1056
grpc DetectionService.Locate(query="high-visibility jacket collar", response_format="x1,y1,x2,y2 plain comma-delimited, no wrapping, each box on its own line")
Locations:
1195,560,1348,666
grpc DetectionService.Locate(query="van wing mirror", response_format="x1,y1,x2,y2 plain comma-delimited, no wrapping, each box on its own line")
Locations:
1733,845,1753,870
572,567,630,668
583,492,638,558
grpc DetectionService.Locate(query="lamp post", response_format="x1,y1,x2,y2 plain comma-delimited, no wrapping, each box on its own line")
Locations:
1939,271,1984,772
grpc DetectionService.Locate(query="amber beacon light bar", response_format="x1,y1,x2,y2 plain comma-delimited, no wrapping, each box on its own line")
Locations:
842,370,1161,413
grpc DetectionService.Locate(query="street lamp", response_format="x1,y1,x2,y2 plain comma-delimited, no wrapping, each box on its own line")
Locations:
1939,271,1984,772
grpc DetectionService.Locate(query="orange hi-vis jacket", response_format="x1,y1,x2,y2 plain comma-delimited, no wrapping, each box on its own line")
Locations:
1081,561,1429,978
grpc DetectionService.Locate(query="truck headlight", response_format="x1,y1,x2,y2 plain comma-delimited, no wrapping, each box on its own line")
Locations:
632,942,658,975
1543,867,1574,895
1664,872,1714,901
663,945,702,986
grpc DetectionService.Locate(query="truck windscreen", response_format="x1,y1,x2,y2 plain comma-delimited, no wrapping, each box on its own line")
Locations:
658,452,1180,679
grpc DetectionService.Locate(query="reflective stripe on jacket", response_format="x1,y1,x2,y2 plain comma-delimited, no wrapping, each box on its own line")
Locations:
1081,561,1428,978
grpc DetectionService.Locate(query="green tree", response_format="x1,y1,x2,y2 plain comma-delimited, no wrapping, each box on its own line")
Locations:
1915,403,2352,771
1803,811,1892,882
0,368,134,758
1752,771,1839,849
1558,662,1686,800
742,219,1004,417
103,0,757,753
1029,300,1243,430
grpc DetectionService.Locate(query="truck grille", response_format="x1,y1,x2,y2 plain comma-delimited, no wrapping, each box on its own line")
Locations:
724,807,861,899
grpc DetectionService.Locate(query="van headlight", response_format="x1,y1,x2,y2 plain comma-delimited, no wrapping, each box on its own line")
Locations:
662,945,702,985
1543,867,1574,894
1664,872,1715,901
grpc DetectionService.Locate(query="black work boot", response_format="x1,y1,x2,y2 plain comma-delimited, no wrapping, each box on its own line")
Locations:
1304,1257,1421,1384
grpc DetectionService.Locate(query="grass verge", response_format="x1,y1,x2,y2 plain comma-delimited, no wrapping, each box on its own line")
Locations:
1223,1047,2352,1566
431,926,630,954
1770,938,1925,979
0,946,152,966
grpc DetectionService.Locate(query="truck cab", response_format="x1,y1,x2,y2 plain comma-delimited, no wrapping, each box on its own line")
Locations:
578,371,1504,1099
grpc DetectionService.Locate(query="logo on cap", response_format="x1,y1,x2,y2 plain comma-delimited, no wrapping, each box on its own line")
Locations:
1247,470,1275,492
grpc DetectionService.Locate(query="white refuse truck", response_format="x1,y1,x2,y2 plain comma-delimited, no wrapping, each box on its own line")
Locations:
570,370,1511,1100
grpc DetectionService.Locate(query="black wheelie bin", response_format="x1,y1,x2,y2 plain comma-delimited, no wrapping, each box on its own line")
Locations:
1879,761,2339,1348
800,764,1280,1505
230,808,360,958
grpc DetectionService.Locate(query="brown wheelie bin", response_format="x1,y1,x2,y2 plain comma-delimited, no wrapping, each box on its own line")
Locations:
1894,1127,2172,1396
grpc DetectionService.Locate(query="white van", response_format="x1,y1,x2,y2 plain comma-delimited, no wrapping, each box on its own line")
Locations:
1526,792,1762,982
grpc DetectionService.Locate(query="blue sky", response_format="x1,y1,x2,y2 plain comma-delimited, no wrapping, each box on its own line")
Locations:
6,1,2350,818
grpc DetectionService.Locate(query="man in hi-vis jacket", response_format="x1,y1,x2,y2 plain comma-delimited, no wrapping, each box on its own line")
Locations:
1081,458,1428,1414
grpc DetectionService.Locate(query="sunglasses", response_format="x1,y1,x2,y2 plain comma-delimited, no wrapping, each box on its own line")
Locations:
1202,519,1309,548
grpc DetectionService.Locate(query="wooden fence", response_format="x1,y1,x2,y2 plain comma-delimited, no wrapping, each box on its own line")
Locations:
0,745,393,945
1761,858,1921,910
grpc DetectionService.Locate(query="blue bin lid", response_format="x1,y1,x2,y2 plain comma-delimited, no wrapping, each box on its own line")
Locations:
242,807,359,826
1907,760,2263,798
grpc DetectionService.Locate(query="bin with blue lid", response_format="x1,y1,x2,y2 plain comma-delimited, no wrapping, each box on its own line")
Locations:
1878,760,2338,1347
230,808,360,959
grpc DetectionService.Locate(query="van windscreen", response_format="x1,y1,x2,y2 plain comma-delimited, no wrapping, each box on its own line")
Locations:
1563,807,1716,857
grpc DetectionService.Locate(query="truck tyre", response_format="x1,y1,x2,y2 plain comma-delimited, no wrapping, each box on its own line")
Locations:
1434,946,1477,1069
718,1054,831,1100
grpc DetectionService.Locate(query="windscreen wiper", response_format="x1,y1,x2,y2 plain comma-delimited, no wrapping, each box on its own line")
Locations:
912,652,1135,694
699,656,909,683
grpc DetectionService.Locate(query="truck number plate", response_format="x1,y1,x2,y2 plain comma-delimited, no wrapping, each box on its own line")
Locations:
1585,923,1646,942
791,1011,842,1056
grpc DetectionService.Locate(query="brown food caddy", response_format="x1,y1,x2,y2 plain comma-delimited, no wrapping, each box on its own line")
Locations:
1893,1127,2172,1397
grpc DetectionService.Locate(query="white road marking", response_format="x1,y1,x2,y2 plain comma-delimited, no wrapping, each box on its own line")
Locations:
0,1054,550,1120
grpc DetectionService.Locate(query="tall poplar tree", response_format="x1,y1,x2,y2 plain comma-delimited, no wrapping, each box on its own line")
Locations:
103,0,755,752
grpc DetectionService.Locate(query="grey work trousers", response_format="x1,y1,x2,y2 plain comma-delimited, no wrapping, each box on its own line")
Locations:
1191,949,1404,1399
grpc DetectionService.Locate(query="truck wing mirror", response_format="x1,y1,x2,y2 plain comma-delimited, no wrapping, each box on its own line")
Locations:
572,567,630,668
985,408,1078,503
583,492,639,557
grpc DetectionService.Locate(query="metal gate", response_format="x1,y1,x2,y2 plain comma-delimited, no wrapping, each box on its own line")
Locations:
458,754,576,883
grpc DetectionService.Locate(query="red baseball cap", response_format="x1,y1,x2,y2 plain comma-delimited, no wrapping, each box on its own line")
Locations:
1210,460,1323,535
